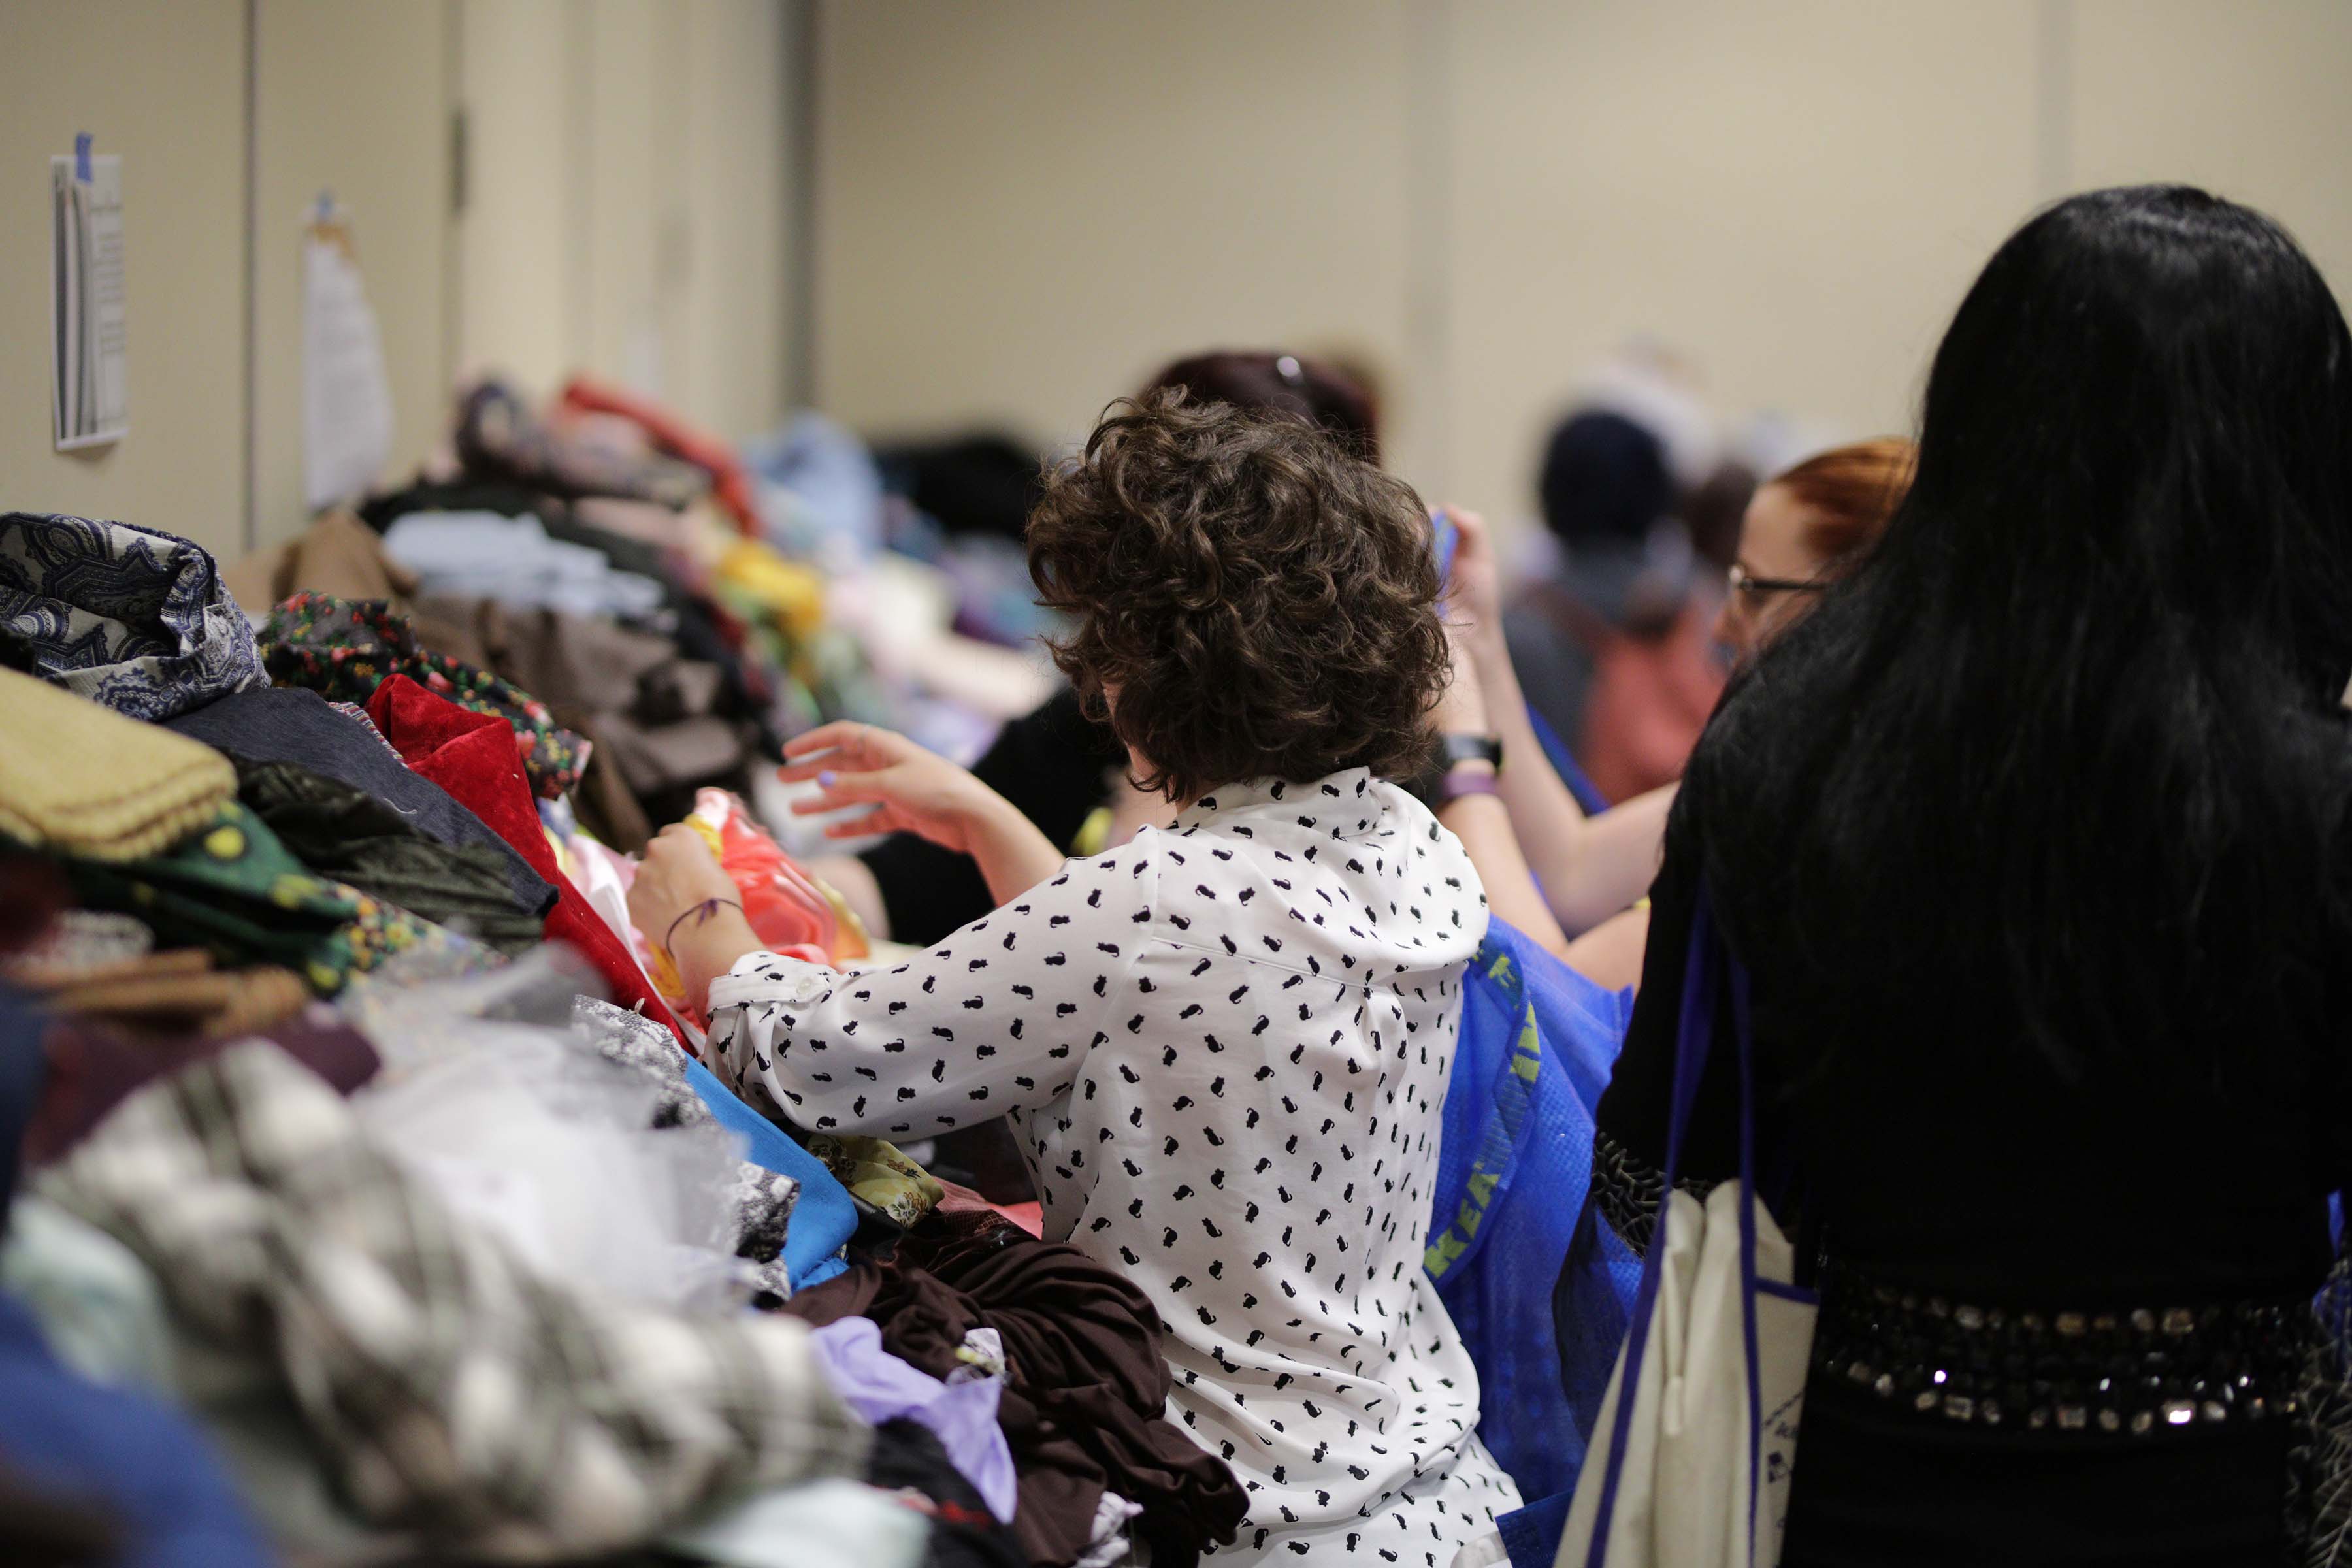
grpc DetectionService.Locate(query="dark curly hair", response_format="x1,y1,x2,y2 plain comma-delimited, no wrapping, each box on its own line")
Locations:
1026,389,1448,804
1145,350,1381,464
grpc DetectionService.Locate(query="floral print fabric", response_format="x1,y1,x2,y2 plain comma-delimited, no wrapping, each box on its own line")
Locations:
259,593,588,798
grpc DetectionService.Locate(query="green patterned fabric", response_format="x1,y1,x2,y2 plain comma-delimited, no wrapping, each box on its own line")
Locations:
63,801,487,994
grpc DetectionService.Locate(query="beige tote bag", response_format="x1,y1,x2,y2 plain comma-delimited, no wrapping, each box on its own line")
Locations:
1555,890,1816,1568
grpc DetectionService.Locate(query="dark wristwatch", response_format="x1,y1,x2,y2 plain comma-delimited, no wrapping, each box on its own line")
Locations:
1441,733,1504,772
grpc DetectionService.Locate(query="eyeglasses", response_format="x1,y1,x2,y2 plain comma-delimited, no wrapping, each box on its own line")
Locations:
1726,561,1828,598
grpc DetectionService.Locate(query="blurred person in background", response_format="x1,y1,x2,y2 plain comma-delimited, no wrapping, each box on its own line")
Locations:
1544,436,1916,989
1503,410,1726,805
1680,453,1759,578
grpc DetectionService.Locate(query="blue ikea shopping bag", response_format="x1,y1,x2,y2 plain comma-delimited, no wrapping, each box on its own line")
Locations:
1427,918,1639,1506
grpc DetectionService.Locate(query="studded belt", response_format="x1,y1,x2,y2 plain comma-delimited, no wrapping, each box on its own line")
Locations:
1812,1260,2315,1437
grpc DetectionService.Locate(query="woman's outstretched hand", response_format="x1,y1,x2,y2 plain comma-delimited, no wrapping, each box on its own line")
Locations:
780,721,1004,854
779,721,1066,906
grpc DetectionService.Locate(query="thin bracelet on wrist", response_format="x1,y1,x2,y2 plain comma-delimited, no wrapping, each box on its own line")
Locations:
1435,766,1502,807
665,896,745,953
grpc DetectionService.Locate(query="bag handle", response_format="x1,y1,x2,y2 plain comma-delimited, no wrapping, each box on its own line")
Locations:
1582,884,1745,1565
1731,953,1769,1565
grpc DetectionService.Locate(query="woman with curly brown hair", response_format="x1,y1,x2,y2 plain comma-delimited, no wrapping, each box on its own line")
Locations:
630,389,1523,1564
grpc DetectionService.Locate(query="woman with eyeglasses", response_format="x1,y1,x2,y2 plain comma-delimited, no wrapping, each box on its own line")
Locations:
1716,438,1915,657
1437,440,1912,988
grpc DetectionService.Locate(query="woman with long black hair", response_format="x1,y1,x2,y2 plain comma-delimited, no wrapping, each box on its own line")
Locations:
1590,185,2352,1563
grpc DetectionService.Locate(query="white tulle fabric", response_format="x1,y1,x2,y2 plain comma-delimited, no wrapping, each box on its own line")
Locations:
341,950,752,1312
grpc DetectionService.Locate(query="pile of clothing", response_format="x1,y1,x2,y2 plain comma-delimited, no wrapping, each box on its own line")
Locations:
0,374,1237,1568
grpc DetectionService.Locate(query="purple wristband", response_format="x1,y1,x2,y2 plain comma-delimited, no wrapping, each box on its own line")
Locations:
1435,770,1501,807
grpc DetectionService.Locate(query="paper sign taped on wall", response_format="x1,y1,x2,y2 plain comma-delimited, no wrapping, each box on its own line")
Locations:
51,150,129,451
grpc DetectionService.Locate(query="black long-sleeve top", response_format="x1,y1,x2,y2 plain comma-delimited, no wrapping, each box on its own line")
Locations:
1599,794,2344,1305
1590,789,2352,1565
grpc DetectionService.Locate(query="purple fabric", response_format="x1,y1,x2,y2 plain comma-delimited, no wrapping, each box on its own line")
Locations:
810,1316,1016,1522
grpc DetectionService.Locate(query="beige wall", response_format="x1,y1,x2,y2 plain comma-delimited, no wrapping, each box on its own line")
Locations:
812,0,2352,524
453,0,578,399
2069,0,2352,289
0,0,249,553
252,0,456,547
8,2,2349,559
811,0,1419,465
1,0,795,560
1446,0,2042,517
680,0,792,442
457,0,793,438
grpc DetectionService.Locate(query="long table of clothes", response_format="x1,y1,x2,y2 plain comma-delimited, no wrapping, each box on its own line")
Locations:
0,358,1245,1568
0,370,1647,1568
0,493,1259,1568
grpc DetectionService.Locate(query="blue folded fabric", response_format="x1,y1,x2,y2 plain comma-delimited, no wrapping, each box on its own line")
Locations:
796,1254,849,1290
0,1292,270,1567
743,412,885,563
680,1054,857,1290
1498,1490,1575,1568
381,511,668,621
1426,918,1637,1506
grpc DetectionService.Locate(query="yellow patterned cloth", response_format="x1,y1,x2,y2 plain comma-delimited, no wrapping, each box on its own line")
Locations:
804,1134,945,1228
0,666,236,861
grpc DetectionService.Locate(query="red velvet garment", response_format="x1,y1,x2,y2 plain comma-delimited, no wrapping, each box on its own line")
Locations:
364,675,683,1043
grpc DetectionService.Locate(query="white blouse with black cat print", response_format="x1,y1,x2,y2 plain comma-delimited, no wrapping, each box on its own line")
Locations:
700,766,1520,1564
